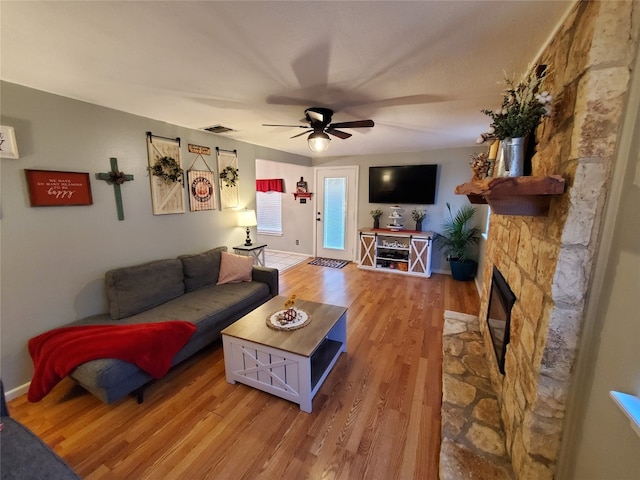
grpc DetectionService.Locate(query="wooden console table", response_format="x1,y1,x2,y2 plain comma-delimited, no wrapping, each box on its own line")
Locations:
358,228,433,277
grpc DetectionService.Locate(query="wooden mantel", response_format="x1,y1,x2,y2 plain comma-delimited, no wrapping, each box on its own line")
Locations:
455,175,565,216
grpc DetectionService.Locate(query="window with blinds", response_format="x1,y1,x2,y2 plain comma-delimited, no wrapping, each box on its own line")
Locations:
256,191,282,235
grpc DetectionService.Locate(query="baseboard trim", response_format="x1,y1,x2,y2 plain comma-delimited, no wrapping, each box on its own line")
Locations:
264,248,313,257
6,382,30,401
431,268,450,275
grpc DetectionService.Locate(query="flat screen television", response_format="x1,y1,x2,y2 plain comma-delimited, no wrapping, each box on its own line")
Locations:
369,164,437,204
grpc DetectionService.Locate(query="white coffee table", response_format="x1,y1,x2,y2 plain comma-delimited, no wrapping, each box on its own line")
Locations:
222,296,347,412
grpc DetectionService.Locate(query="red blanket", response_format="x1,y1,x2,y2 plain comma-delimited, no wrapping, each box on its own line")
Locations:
28,321,196,402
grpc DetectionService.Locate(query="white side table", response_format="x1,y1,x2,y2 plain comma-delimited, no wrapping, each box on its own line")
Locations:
232,243,267,266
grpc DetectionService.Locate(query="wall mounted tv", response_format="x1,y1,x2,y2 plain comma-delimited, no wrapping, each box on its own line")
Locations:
369,164,438,204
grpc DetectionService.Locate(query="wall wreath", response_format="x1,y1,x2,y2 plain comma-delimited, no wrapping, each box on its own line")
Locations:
219,165,239,187
149,156,184,184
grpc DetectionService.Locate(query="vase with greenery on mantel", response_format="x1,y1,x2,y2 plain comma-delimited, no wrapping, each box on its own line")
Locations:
477,65,553,177
433,203,481,281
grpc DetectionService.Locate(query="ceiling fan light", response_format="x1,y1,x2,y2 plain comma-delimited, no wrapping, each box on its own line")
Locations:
308,131,330,153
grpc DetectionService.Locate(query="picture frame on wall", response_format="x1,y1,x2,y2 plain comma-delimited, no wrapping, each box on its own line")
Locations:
146,133,185,215
217,148,239,210
188,170,217,211
25,169,93,206
0,125,19,159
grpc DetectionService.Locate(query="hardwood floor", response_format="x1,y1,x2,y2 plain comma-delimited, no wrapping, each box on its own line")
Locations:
7,262,480,480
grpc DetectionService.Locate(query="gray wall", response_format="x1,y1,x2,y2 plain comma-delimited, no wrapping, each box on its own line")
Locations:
0,81,308,392
313,150,489,275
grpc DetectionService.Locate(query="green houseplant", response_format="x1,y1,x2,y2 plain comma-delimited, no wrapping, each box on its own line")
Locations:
434,203,481,281
411,208,426,231
370,208,383,229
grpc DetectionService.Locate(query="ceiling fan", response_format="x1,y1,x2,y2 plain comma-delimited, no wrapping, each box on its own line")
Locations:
262,107,374,153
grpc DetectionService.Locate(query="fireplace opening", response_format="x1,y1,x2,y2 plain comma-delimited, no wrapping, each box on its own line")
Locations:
486,267,516,374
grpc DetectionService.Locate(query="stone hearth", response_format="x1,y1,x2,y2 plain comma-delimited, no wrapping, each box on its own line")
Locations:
440,311,514,480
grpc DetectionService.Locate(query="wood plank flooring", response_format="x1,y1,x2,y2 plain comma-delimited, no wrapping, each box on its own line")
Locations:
7,262,480,480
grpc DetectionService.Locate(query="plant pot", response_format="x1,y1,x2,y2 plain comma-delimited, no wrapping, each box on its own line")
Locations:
373,218,380,229
415,221,422,231
504,136,527,177
449,258,477,281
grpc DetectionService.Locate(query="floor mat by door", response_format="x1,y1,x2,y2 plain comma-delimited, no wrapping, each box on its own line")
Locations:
308,258,349,269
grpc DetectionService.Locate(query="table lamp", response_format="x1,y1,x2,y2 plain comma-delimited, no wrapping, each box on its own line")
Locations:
238,209,257,246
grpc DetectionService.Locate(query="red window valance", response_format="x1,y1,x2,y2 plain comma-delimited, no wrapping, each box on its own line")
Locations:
256,178,284,192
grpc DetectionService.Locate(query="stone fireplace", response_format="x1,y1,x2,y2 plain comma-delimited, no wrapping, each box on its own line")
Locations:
472,2,638,479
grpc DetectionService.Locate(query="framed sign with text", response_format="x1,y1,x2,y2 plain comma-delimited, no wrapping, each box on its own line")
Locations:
25,169,93,206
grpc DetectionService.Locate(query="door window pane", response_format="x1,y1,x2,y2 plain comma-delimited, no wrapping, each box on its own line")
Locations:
323,177,346,250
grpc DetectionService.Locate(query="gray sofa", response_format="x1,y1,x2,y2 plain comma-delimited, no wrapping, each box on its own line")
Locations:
1,381,80,479
66,246,278,404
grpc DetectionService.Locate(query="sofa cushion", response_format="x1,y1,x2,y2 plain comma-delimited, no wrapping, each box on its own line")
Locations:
106,259,185,320
178,246,226,292
217,251,254,285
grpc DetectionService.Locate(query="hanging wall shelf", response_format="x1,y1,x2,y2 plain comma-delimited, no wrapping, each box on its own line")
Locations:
455,175,565,216
293,192,313,199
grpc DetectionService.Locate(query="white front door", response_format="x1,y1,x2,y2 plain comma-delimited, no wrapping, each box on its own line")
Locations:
314,166,359,261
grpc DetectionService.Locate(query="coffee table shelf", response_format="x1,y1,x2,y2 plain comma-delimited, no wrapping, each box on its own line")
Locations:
311,338,343,389
222,297,347,412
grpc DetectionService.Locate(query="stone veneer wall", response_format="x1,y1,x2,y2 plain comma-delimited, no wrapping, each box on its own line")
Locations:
477,2,639,479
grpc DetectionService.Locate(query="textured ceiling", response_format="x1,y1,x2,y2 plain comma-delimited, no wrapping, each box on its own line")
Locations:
1,1,575,157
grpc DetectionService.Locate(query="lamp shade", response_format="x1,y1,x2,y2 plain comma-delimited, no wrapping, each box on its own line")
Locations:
308,131,330,153
237,209,257,227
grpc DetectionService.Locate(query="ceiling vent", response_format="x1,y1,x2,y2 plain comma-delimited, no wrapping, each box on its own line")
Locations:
202,125,235,134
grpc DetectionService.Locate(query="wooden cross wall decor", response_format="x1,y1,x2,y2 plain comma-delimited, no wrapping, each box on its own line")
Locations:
96,157,134,221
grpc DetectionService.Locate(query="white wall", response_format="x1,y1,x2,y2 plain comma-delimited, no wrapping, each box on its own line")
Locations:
255,159,314,255
0,82,309,392
313,150,489,275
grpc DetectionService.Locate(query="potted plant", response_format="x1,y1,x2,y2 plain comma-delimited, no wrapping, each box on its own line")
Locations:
434,203,481,281
477,65,553,176
370,208,383,229
411,208,426,231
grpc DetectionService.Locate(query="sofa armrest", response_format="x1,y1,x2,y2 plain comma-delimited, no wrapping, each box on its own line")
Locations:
1,380,8,417
1,382,81,479
252,266,279,297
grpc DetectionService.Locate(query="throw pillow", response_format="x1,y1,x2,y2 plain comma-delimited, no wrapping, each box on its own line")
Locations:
217,251,253,285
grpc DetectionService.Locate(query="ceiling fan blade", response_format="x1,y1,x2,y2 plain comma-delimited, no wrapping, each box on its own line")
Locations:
326,128,352,139
290,131,310,139
265,94,316,107
262,124,309,128
329,120,375,129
